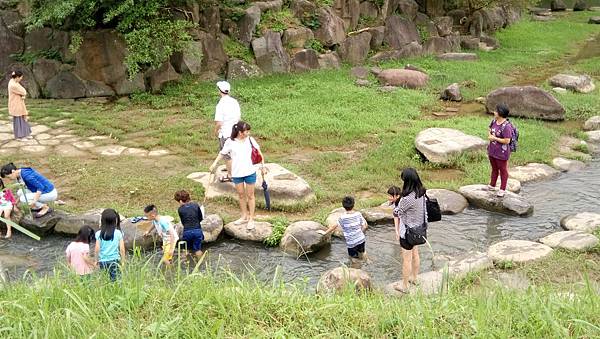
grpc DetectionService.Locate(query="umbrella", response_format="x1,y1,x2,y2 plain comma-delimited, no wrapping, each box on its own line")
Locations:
261,171,271,211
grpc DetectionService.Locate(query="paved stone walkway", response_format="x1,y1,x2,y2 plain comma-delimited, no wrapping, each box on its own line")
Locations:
0,119,169,158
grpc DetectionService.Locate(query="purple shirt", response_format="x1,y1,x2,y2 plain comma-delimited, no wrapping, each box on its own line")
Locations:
488,120,513,161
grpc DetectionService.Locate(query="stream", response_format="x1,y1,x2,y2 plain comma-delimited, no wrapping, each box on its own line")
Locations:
1,156,599,287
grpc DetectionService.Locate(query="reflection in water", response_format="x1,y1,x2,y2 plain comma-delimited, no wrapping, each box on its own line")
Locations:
1,159,599,287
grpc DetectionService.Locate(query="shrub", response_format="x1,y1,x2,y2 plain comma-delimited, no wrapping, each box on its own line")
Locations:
258,9,299,34
304,38,325,53
263,216,289,247
223,36,255,64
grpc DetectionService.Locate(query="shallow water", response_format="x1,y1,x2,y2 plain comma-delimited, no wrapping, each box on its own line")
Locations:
2,158,599,286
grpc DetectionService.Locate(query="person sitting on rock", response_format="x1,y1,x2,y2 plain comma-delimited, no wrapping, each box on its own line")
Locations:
0,162,57,218
322,196,368,262
0,178,17,238
174,190,205,260
143,204,179,267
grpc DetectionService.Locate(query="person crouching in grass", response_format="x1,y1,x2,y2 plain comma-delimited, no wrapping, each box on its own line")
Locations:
143,204,179,267
322,196,368,262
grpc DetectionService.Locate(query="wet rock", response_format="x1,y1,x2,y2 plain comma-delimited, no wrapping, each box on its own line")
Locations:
377,68,428,89
426,189,468,215
458,185,533,216
146,62,181,93
589,17,600,24
485,86,565,121
551,0,567,11
45,71,86,99
488,240,553,263
325,207,345,238
291,49,320,72
318,52,341,70
423,36,453,55
227,59,261,80
188,163,316,209
280,220,330,256
434,16,453,37
574,1,588,11
509,163,560,183
32,58,61,88
201,214,224,243
437,53,479,61
252,31,290,74
584,116,600,131
54,209,103,235
317,266,372,293
338,32,372,65
332,0,361,31
440,83,462,101
238,5,261,46
552,157,586,172
360,203,393,225
446,251,493,278
120,218,158,251
369,42,423,63
540,231,599,251
19,212,62,234
282,27,314,50
549,74,595,93
383,15,419,50
415,128,486,165
314,7,346,47
224,220,273,242
494,178,522,194
560,212,600,233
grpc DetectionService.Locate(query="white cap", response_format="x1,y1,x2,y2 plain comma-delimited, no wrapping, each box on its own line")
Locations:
216,81,231,93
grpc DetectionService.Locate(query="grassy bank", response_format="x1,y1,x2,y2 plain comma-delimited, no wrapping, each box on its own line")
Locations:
1,12,599,220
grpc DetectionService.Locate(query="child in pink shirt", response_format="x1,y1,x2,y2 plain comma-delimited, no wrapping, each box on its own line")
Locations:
0,178,17,238
65,226,96,276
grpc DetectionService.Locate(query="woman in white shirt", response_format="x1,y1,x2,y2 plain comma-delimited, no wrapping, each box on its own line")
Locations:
210,121,266,230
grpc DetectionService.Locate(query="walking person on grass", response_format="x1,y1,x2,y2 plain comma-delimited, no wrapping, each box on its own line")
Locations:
487,103,515,197
95,209,125,282
174,190,205,259
214,81,241,183
7,70,32,141
143,204,179,266
209,121,266,230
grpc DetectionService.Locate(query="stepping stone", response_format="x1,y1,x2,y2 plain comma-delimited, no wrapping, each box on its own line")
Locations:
415,128,486,165
94,145,126,156
445,251,493,278
493,178,521,193
552,157,585,172
426,189,468,214
35,133,52,140
583,116,600,131
488,240,553,263
73,141,96,149
0,133,13,141
325,207,345,238
88,135,109,141
55,134,76,140
122,147,148,157
38,139,61,146
20,145,47,154
55,144,89,157
280,221,330,256
3,139,38,148
0,148,16,156
509,163,560,183
148,149,170,157
458,184,533,216
318,267,372,294
560,212,600,233
55,119,71,126
200,214,224,243
223,220,273,242
360,203,393,224
437,53,479,61
0,124,12,133
30,125,50,134
62,137,81,144
540,231,599,251
386,271,447,296
584,130,600,144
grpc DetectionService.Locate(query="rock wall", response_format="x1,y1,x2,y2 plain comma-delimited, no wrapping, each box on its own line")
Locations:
0,0,521,98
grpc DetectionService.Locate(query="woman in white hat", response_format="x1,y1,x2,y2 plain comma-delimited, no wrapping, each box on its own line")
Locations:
213,81,241,182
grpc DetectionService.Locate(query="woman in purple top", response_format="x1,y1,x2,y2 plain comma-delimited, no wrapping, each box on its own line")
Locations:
487,104,514,197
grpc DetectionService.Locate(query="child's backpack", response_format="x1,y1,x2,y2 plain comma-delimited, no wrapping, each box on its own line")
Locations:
490,119,519,152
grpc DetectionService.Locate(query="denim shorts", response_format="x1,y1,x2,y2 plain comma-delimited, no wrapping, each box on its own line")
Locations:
232,172,257,185
182,228,204,253
99,260,121,282
347,242,365,258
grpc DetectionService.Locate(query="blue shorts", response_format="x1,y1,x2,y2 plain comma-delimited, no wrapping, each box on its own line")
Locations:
232,172,257,185
182,228,204,253
347,242,365,258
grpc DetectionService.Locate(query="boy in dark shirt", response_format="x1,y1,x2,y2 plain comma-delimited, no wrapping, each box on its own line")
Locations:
174,190,205,259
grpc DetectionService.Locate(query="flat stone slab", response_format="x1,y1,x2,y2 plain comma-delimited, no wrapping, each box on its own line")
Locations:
20,145,48,153
585,130,600,144
73,141,96,149
458,185,533,216
584,116,600,131
94,145,127,156
437,53,479,61
552,157,585,172
123,147,149,157
55,144,89,157
189,163,316,209
540,231,599,251
35,133,52,140
88,135,110,141
386,271,446,296
148,149,170,157
280,221,330,256
426,189,468,215
560,212,600,233
318,267,372,294
38,139,61,146
488,240,553,263
509,163,560,183
223,221,273,242
30,125,50,134
55,134,76,140
415,128,486,165
446,251,493,278
494,272,531,290
0,133,13,141
3,139,38,148
360,203,393,224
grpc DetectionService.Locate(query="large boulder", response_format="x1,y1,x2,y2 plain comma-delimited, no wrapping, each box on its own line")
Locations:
585,130,600,145
360,202,393,224
574,1,588,11
540,231,599,251
479,7,507,32
252,31,290,74
317,266,372,293
426,189,468,215
171,40,203,75
551,0,567,11
290,0,317,19
488,240,553,263
224,220,273,242
199,5,221,36
198,214,223,242
509,163,560,183
188,163,316,209
589,17,600,24
282,27,314,51
584,116,600,131
318,52,341,69
458,185,533,216
84,80,115,97
254,0,283,12
0,62,40,99
45,71,87,99
460,36,480,50
280,220,330,256
113,73,145,96
552,157,585,172
338,32,372,65
238,5,261,46
415,128,486,165
560,212,600,233
333,0,361,31
291,49,320,72
388,0,419,21
54,209,103,235
377,68,428,88
18,212,63,234
359,1,379,19
423,36,453,55
383,15,419,50
325,207,345,238
437,52,479,61
120,218,158,251
73,30,128,89
0,14,24,74
32,58,61,88
24,27,72,62
485,86,566,121
434,16,453,37
548,74,595,94
227,59,262,80
314,7,346,47
440,83,462,101
369,41,423,62
145,62,181,93
366,26,385,49
198,32,229,75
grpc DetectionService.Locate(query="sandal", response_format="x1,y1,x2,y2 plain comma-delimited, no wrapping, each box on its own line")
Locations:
35,208,53,218
393,284,409,294
219,176,232,183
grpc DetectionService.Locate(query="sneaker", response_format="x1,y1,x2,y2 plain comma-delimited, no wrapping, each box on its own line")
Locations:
246,220,255,230
486,185,497,191
233,218,247,225
496,190,506,197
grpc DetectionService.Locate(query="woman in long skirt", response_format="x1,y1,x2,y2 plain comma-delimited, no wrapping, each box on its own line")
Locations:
7,70,32,140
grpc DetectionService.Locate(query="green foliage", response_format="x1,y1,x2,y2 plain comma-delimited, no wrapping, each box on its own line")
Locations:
258,9,299,33
301,13,321,30
416,25,430,43
223,36,255,64
263,216,289,247
10,48,63,65
304,38,325,53
496,260,515,270
368,0,385,7
313,0,334,6
357,15,378,29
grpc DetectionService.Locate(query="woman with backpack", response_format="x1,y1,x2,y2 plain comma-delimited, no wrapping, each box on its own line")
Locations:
487,104,515,197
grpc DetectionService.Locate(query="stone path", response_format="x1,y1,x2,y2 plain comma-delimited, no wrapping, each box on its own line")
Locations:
0,119,170,158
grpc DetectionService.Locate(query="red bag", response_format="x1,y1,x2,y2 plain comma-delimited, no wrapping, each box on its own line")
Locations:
250,138,262,165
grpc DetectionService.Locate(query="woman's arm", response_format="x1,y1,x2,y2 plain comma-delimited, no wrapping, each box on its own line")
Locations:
209,154,224,172
83,252,96,267
10,83,27,97
394,217,400,241
119,239,126,264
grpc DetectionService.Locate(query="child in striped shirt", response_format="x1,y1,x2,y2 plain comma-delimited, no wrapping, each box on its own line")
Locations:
323,196,368,260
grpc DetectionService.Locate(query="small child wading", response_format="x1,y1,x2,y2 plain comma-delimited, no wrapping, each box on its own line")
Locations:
95,209,126,282
0,179,17,238
66,225,95,276
323,196,368,260
144,205,179,266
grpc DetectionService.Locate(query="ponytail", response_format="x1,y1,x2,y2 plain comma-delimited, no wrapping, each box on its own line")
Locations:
10,70,23,79
230,121,251,140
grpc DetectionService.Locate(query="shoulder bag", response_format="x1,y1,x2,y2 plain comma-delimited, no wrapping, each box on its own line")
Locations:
404,196,428,246
249,138,263,165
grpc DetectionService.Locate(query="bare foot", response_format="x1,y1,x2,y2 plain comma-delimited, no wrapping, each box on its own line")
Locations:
233,217,248,225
